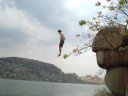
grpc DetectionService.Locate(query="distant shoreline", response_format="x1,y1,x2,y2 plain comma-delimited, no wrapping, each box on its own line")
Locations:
0,78,105,85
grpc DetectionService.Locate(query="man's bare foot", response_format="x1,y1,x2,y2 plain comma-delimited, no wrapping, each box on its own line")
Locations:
58,54,61,57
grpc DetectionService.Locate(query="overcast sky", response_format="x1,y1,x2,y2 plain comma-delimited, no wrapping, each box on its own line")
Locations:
0,0,108,76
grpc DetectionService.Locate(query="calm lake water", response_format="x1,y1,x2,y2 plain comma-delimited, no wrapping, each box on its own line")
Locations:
0,79,105,96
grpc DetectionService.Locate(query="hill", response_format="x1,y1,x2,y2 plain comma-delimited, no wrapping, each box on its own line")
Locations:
0,57,86,84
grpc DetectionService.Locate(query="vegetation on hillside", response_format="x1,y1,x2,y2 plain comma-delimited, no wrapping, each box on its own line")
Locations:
0,57,87,84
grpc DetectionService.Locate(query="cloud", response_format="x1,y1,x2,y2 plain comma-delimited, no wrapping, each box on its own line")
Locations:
0,0,57,47
13,0,69,29
0,0,58,62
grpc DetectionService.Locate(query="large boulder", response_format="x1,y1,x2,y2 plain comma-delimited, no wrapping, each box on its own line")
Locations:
96,50,128,69
92,25,128,96
92,25,127,52
105,67,128,96
92,25,128,69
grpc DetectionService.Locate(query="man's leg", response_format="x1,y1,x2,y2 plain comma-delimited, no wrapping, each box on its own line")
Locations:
58,46,61,56
58,40,64,57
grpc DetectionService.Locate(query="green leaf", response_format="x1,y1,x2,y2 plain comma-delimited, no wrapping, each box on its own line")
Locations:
119,0,128,5
73,48,78,53
79,20,86,26
63,54,69,59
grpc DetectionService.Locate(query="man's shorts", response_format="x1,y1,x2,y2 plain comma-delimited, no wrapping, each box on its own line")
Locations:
59,39,64,48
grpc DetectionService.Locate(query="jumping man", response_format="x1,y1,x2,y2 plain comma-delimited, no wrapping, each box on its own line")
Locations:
58,30,65,57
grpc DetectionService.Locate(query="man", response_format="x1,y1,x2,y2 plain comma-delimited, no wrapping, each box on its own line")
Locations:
58,30,65,57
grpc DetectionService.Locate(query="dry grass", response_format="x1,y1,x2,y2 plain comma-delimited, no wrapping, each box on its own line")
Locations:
94,87,113,96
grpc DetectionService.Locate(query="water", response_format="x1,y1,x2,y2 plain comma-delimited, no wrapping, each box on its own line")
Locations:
0,79,105,96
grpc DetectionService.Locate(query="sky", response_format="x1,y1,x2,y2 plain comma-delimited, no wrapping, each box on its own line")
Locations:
0,0,108,76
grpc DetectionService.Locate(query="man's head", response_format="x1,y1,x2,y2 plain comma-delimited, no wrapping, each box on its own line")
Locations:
58,30,62,33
